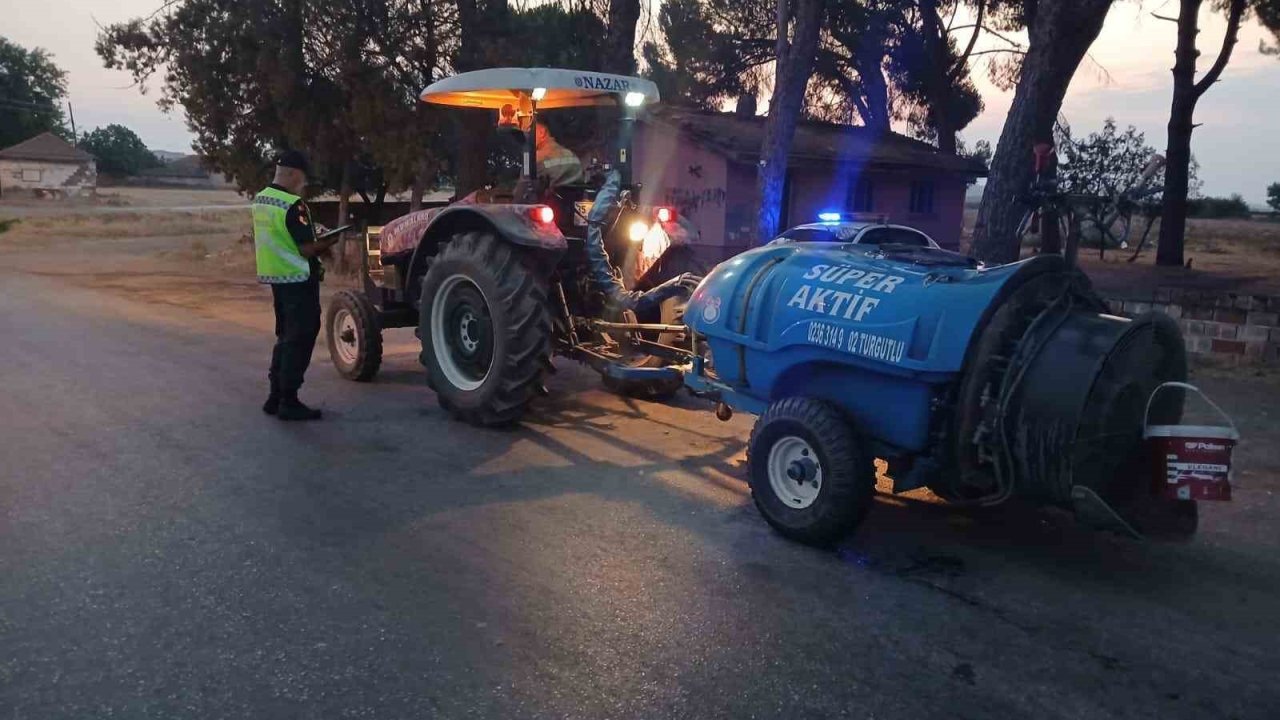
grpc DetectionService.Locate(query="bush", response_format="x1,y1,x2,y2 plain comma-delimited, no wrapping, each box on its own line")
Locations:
1187,194,1251,219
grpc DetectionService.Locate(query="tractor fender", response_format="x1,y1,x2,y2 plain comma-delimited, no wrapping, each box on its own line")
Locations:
405,204,566,306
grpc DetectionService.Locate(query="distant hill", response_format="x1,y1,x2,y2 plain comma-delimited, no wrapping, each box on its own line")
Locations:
151,150,188,164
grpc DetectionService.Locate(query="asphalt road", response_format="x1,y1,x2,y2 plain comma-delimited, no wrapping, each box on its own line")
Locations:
2,271,1279,719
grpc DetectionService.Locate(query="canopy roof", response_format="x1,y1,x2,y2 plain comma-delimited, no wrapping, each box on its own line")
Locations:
421,67,659,110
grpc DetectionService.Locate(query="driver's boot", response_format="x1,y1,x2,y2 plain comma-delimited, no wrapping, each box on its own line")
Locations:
277,393,322,421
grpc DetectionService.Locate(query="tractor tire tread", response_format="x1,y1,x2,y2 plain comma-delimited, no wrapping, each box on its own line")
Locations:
326,289,383,381
421,231,551,427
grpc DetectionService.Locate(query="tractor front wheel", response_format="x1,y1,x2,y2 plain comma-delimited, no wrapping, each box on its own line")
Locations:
419,231,552,427
747,397,876,546
326,289,383,381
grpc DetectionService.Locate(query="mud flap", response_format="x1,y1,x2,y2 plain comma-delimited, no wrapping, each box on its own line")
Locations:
1070,485,1143,539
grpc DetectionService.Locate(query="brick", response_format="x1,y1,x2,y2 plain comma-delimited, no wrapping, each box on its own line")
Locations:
1271,327,1280,343
1245,341,1267,360
1269,342,1280,364
1182,319,1205,336
1234,295,1255,310
1247,310,1279,327
1164,304,1183,319
1217,323,1239,340
1240,325,1271,342
1212,338,1246,354
1107,299,1124,315
1155,288,1173,303
1215,307,1248,324
1216,294,1237,309
1186,306,1215,321
1187,336,1212,353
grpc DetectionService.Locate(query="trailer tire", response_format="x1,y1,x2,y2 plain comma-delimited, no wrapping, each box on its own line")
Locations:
419,231,551,427
748,397,875,546
326,289,383,381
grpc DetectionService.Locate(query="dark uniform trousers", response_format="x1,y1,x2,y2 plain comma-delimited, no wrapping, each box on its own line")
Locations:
269,277,321,396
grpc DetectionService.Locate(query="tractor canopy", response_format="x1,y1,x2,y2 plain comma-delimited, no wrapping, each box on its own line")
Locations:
420,67,659,110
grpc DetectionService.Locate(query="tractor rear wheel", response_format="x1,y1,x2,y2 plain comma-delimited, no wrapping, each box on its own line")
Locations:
747,397,875,546
419,231,552,427
326,289,383,381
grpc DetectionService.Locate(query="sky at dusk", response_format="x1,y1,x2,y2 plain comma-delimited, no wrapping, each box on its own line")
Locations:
3,0,1277,205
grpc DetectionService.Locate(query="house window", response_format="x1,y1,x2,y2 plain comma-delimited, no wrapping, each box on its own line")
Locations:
849,177,874,212
21,168,42,182
909,180,935,215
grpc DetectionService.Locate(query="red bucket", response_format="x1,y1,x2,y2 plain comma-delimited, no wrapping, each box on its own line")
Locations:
1145,382,1239,502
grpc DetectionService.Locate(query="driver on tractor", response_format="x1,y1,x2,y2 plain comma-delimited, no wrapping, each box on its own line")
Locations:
534,123,583,188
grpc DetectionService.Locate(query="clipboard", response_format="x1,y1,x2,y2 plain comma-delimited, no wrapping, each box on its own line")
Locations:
316,224,353,242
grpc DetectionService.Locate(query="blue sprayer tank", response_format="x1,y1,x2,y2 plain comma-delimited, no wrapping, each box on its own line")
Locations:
684,242,1190,542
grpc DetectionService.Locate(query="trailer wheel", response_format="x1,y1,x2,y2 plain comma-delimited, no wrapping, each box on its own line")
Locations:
326,289,383,381
419,231,551,427
748,397,875,546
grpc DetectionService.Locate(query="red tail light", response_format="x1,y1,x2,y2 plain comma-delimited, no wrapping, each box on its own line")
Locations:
531,206,555,224
655,207,674,224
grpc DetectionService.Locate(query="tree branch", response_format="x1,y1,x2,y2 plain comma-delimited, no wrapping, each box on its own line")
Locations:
948,0,986,83
1193,0,1245,99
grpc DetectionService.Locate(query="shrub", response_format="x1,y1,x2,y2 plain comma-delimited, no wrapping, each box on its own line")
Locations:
1187,194,1251,219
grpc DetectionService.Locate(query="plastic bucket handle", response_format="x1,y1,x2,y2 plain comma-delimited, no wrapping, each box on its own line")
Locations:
1143,381,1239,438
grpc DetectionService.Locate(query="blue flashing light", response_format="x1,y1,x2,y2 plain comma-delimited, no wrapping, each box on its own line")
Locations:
818,212,842,223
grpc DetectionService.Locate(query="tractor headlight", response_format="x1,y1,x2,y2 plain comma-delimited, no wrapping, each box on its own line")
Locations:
628,220,649,243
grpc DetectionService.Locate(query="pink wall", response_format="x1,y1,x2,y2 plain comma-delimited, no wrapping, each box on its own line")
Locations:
634,124,728,249
787,166,969,250
635,121,973,258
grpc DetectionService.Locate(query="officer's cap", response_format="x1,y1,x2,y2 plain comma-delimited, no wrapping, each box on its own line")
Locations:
275,149,311,176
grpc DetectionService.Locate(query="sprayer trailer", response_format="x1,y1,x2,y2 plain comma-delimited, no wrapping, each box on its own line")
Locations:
685,242,1207,545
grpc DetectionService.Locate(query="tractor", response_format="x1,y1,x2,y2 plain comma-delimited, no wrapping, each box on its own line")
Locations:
325,67,704,425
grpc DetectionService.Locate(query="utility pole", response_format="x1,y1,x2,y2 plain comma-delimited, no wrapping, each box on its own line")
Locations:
67,101,77,145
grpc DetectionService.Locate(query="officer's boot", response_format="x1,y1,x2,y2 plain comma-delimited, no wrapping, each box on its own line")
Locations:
276,392,322,421
263,375,281,415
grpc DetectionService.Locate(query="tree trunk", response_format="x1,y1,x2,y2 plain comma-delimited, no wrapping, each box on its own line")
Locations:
972,0,1114,264
755,0,825,243
1157,0,1245,267
603,0,642,74
853,43,890,133
919,0,957,154
336,161,353,275
454,0,508,198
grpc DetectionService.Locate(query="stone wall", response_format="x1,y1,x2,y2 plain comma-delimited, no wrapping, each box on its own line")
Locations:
1104,289,1280,366
0,159,97,197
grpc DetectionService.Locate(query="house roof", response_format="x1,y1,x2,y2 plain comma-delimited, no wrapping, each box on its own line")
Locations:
0,132,95,163
644,107,987,176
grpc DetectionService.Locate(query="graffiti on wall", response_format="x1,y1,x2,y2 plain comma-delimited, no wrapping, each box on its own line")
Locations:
664,186,727,216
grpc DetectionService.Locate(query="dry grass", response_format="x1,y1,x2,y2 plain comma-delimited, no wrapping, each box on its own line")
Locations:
0,210,249,244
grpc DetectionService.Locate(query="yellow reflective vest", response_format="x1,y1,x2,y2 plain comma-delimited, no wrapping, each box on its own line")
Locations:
252,186,312,283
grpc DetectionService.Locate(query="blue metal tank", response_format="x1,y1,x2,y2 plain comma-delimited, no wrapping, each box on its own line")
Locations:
686,243,1038,452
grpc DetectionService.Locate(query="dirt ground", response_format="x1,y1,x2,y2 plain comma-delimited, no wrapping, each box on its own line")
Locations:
961,210,1280,298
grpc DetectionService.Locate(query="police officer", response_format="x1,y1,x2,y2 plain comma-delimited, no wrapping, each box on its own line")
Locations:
254,150,339,421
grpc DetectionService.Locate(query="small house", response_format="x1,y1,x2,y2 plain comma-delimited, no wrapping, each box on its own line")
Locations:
0,132,97,198
633,107,987,261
